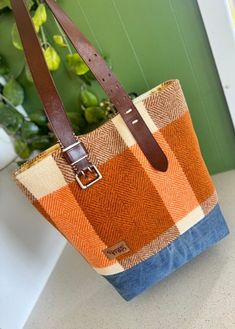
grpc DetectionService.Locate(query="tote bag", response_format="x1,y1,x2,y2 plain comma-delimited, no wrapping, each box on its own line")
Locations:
11,0,229,301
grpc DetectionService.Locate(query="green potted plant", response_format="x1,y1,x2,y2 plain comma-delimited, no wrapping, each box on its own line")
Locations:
0,1,121,169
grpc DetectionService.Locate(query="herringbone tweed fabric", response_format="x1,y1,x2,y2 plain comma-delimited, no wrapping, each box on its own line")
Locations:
14,80,217,275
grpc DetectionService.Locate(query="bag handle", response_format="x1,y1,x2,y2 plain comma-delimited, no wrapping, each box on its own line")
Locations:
10,0,168,187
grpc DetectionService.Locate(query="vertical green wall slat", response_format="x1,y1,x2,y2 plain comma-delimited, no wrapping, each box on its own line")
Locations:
168,0,224,171
170,0,235,173
111,0,151,90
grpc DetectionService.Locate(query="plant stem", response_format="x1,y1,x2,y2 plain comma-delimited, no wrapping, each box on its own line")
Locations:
53,15,73,54
14,63,25,80
0,92,26,124
0,93,19,111
40,24,48,48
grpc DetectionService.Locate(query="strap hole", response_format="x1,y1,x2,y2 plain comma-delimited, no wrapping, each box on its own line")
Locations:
88,58,91,62
102,78,105,82
94,53,98,57
108,73,111,77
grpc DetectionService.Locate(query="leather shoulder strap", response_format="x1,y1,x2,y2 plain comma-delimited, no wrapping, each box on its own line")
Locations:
11,0,168,174
10,0,93,179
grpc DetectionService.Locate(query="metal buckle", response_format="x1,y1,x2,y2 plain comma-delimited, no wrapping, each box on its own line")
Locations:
76,165,102,190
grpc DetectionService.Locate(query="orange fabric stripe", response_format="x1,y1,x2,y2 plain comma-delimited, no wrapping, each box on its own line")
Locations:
70,148,175,259
39,186,117,268
130,132,199,223
161,112,215,204
34,200,58,229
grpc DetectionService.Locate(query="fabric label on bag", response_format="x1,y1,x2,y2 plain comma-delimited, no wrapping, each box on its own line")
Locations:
103,241,130,260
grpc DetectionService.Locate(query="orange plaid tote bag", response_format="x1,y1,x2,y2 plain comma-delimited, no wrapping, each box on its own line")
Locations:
11,0,229,300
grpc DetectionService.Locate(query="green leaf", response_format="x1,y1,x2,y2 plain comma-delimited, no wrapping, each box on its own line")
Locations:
84,106,106,124
25,64,34,83
17,160,26,166
29,112,47,126
103,55,112,70
0,0,11,10
68,110,86,128
14,139,31,159
3,79,24,106
66,111,81,131
66,53,89,76
0,102,23,134
128,92,138,100
21,121,39,139
30,135,51,151
53,35,67,48
12,23,23,50
26,0,34,10
32,3,47,32
83,70,95,82
0,54,10,75
81,88,99,107
67,112,79,123
43,46,61,71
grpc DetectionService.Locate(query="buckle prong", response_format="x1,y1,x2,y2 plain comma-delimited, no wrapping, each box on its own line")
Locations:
76,165,102,190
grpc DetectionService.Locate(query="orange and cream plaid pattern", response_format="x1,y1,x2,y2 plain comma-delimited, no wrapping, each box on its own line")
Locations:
14,80,217,276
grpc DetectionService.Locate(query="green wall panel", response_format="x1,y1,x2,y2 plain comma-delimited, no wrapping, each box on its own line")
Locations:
60,0,235,175
1,0,235,174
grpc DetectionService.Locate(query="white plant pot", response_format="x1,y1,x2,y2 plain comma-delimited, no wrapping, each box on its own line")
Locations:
0,128,16,169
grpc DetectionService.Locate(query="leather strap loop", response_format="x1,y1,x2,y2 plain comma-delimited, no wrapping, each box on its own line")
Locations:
10,0,92,175
10,0,168,172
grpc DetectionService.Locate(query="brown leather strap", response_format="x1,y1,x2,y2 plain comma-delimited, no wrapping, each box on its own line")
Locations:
11,0,168,173
10,0,92,176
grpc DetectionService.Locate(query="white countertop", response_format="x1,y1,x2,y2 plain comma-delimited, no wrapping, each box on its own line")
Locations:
0,166,66,329
24,171,235,329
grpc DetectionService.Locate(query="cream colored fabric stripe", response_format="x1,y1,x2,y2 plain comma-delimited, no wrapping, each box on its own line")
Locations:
95,194,216,276
176,206,205,234
113,100,203,224
17,155,67,199
131,135,203,224
17,154,124,272
111,101,158,148
94,263,124,276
